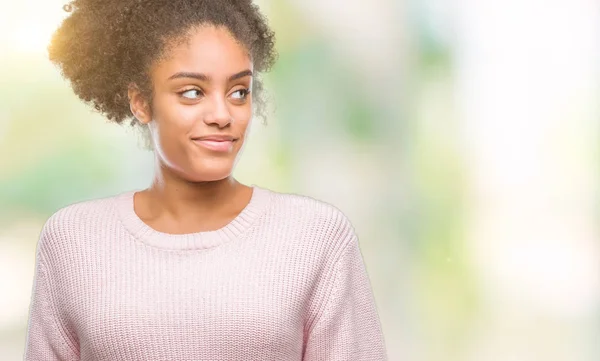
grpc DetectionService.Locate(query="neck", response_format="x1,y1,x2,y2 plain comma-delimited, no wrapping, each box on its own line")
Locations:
139,161,248,228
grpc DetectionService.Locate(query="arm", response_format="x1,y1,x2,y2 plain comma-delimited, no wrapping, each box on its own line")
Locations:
23,226,80,361
303,234,388,361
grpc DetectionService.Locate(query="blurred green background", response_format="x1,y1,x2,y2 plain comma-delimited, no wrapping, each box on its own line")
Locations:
1,0,599,360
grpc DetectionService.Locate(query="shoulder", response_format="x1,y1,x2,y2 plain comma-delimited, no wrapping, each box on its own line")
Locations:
267,187,353,222
265,187,358,247
37,192,124,256
43,193,118,231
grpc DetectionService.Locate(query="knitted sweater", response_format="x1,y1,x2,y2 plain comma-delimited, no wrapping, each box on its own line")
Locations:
23,185,388,360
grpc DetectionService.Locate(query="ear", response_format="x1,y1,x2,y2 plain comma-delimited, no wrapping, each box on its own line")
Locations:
128,83,151,124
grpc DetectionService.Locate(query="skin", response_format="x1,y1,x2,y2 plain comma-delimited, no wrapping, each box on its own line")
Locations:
127,25,255,234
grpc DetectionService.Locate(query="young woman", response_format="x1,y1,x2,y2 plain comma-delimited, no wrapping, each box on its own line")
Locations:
23,0,388,360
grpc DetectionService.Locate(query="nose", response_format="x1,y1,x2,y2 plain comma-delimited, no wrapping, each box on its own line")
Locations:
203,93,232,128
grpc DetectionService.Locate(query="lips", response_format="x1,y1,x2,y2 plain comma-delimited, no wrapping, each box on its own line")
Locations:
193,135,236,142
192,138,236,152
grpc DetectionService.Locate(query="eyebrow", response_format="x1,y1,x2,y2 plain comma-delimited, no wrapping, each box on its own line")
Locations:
168,69,253,82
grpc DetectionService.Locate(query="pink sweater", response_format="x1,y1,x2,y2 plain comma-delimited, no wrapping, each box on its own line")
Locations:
23,185,388,360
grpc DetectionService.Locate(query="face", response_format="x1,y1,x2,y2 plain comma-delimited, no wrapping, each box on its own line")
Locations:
129,25,253,182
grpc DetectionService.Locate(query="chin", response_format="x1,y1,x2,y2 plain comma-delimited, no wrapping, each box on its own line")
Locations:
186,164,234,182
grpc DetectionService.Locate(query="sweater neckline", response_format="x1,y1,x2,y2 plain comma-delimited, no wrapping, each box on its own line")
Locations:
114,184,272,250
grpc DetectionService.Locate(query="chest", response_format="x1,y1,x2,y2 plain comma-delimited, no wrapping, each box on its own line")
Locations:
67,247,308,360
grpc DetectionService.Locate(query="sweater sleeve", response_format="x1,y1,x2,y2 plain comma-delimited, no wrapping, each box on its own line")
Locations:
23,226,80,361
303,234,388,361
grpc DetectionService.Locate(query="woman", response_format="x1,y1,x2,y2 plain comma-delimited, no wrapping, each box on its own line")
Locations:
23,0,388,360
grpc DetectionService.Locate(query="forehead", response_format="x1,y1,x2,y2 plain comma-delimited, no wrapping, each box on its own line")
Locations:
152,25,252,80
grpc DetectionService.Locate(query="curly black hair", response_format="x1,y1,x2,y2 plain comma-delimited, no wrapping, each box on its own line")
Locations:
49,0,277,130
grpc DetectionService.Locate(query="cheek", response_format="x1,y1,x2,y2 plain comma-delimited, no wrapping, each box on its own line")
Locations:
230,105,252,132
151,100,196,158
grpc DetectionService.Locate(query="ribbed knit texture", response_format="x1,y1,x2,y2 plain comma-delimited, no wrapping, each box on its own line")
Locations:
23,184,388,361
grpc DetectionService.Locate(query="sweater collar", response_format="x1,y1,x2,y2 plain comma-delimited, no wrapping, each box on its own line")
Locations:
114,184,272,251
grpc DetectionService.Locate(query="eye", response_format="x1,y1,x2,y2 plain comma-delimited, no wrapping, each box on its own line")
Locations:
179,88,203,99
231,88,250,101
